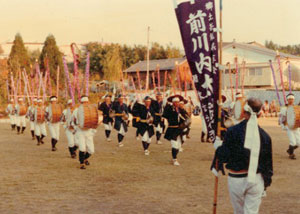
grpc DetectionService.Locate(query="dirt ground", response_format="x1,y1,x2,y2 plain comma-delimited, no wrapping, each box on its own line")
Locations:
0,117,300,214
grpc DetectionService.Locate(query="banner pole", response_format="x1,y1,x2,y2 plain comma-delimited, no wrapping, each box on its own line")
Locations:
214,0,223,213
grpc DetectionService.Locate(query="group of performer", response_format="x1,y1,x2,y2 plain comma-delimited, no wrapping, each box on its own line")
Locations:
5,92,195,168
98,92,192,166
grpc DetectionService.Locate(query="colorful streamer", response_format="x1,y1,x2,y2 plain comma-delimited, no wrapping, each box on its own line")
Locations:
85,52,90,96
63,57,75,105
269,60,282,106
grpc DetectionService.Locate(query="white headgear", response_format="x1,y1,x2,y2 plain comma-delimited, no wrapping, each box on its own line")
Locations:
37,99,43,103
286,94,295,100
172,97,180,102
33,98,38,102
235,93,243,99
50,97,57,102
81,97,89,102
67,99,73,105
18,98,23,102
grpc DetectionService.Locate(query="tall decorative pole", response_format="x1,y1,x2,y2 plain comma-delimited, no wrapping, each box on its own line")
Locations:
146,26,150,92
276,50,287,104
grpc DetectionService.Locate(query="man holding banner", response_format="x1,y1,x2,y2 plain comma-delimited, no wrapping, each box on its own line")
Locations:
173,0,273,213
211,98,273,214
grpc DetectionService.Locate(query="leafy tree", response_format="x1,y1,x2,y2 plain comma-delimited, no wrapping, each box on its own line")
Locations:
103,46,123,81
28,48,41,65
39,34,64,85
8,33,31,73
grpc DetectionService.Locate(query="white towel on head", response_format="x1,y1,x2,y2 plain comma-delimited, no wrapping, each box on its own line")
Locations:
244,103,261,184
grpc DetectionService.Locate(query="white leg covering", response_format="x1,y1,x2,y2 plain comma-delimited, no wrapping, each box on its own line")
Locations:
20,116,26,128
142,131,151,144
228,174,264,214
65,129,75,148
48,123,60,140
30,121,35,131
119,124,125,136
287,128,297,146
104,122,112,131
15,116,21,127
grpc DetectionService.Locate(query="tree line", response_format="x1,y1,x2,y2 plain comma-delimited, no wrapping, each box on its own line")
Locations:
265,40,300,56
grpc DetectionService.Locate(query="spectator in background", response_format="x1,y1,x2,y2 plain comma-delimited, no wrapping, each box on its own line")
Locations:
270,100,278,117
262,100,270,117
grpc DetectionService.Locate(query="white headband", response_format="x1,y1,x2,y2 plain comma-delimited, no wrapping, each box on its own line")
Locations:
37,99,43,103
287,94,295,100
18,98,23,101
81,97,89,102
50,97,57,102
10,99,14,102
235,94,242,98
33,98,37,102
67,99,73,104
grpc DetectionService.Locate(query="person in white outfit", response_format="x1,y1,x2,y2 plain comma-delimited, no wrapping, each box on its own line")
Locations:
72,96,97,169
15,97,27,134
279,93,300,159
34,98,47,145
6,99,16,131
26,98,37,140
45,96,61,151
61,99,78,158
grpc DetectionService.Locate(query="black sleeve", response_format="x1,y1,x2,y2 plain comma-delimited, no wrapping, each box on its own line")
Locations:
261,136,273,189
215,128,233,164
162,104,171,119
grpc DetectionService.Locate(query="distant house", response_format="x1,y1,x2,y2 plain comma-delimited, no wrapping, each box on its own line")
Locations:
123,57,192,90
123,41,300,91
222,41,300,89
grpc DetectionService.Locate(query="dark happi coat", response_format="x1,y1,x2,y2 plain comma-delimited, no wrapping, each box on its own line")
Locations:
163,104,182,141
135,102,155,137
98,102,114,125
112,101,129,132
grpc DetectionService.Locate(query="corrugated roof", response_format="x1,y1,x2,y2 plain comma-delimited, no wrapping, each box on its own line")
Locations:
124,57,186,73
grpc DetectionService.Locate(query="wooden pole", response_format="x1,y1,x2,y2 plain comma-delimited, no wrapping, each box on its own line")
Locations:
214,0,223,213
227,62,234,101
241,61,246,96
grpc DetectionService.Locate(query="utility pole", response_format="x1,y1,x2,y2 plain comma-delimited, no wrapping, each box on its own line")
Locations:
146,26,150,92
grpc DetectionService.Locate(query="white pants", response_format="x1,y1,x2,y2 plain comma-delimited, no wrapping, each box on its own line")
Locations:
156,123,163,134
119,124,126,136
77,128,96,154
201,115,207,134
142,131,151,144
228,174,265,214
48,122,60,140
65,129,76,148
16,115,26,127
171,136,182,149
287,128,300,146
104,122,112,131
9,115,16,125
30,121,35,131
34,122,47,137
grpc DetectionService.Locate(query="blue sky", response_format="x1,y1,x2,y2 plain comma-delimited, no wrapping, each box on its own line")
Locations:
0,0,299,49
